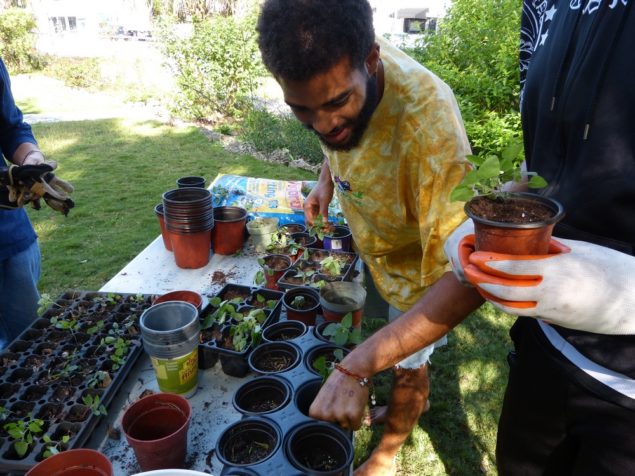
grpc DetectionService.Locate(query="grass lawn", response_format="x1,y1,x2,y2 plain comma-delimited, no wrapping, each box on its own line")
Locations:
18,84,513,476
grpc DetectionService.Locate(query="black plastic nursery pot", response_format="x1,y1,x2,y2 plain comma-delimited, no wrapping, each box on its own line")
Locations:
262,320,307,343
232,375,292,415
198,283,284,376
216,417,281,467
322,225,353,252
306,344,351,377
248,342,301,375
286,422,353,476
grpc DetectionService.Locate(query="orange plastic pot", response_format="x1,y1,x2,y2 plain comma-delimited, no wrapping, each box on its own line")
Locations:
465,193,565,255
25,449,113,476
122,392,192,472
212,206,247,255
322,307,363,327
153,290,203,314
261,254,292,291
154,204,172,251
319,282,367,328
169,230,211,269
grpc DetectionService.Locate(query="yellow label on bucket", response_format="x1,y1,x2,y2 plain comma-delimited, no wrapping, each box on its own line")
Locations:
150,349,198,396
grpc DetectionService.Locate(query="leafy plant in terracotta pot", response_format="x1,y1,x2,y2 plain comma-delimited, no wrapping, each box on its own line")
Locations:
450,141,564,254
254,254,292,290
282,287,320,326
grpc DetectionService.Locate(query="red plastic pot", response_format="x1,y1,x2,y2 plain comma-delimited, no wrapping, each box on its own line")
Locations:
319,282,367,328
282,287,320,326
153,290,203,314
322,307,363,327
25,449,113,476
122,392,192,472
212,206,247,255
169,230,211,269
154,204,172,251
260,254,292,291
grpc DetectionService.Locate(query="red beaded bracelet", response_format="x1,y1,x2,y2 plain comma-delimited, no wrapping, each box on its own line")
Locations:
334,363,376,406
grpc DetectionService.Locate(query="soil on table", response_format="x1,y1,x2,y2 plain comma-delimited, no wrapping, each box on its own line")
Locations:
468,195,555,224
254,354,292,372
227,437,273,464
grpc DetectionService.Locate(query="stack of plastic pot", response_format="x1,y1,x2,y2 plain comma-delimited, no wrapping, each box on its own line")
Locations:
162,188,214,269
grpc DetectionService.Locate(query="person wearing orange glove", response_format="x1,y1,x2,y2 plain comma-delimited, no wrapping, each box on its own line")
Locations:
445,0,635,473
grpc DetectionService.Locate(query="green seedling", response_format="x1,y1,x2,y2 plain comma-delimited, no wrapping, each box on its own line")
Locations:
450,140,548,202
86,319,105,335
230,309,267,352
290,295,306,309
82,394,108,416
42,433,70,458
308,214,330,241
255,294,277,309
201,298,242,329
310,279,328,289
312,349,345,383
319,256,343,276
87,370,112,389
3,414,45,458
50,316,81,332
322,312,362,347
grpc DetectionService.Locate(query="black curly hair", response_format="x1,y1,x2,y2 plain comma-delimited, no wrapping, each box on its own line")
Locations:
257,0,375,81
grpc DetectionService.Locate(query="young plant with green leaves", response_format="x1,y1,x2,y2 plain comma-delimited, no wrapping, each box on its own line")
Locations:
308,214,332,241
450,141,547,202
201,297,243,329
253,293,277,310
42,432,70,458
319,256,343,276
312,348,346,382
230,308,267,352
322,312,362,347
82,393,108,416
3,414,45,458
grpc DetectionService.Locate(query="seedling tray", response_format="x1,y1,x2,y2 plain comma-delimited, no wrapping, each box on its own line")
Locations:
198,284,284,377
276,249,359,291
0,291,154,474
217,317,353,475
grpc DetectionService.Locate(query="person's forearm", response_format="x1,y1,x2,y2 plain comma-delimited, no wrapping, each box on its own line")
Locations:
318,156,332,185
342,272,484,377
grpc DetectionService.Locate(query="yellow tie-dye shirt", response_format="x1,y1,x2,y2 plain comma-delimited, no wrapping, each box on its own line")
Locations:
324,39,471,311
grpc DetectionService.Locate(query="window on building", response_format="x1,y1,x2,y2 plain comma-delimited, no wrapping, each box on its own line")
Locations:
403,18,425,34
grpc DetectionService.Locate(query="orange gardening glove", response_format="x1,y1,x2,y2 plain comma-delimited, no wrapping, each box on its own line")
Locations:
461,236,635,335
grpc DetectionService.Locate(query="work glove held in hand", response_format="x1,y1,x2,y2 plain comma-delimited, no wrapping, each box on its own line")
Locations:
0,164,75,215
443,219,475,285
462,237,635,335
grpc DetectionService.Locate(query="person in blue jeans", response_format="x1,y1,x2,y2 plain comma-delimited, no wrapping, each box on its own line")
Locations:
0,58,74,349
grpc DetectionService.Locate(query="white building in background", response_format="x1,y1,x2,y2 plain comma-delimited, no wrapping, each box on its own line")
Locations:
369,0,450,48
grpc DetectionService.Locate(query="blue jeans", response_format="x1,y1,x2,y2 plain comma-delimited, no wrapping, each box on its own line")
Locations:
0,241,41,348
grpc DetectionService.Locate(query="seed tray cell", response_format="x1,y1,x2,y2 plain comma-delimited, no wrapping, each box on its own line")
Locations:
198,284,284,376
276,249,359,291
0,291,154,474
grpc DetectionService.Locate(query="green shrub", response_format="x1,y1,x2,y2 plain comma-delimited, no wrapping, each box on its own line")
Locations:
0,8,42,73
240,107,324,165
407,0,523,155
157,11,264,121
42,56,106,90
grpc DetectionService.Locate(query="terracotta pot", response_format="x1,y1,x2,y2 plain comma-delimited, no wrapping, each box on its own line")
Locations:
25,449,113,476
212,206,247,255
282,287,320,326
122,392,192,472
169,230,211,269
319,282,366,328
154,204,172,251
153,290,203,314
465,193,565,255
260,254,292,291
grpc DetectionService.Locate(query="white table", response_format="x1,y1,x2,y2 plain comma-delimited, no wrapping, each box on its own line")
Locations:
92,235,267,475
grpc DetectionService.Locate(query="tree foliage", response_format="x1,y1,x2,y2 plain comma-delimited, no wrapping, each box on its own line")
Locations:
157,9,263,121
0,8,42,73
409,0,523,155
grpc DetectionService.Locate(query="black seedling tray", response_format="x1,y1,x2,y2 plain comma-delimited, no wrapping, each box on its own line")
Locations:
276,249,358,291
217,316,353,475
0,291,154,474
198,284,284,377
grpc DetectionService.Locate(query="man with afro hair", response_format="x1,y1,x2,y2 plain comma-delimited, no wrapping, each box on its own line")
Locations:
258,1,484,474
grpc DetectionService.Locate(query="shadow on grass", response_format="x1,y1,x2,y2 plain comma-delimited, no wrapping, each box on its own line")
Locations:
356,305,513,475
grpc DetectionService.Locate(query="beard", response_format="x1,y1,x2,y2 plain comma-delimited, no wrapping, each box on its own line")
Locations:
309,74,379,152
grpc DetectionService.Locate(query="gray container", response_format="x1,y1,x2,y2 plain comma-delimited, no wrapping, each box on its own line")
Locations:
140,301,200,397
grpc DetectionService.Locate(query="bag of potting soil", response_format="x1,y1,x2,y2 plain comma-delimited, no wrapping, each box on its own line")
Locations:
210,174,344,225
